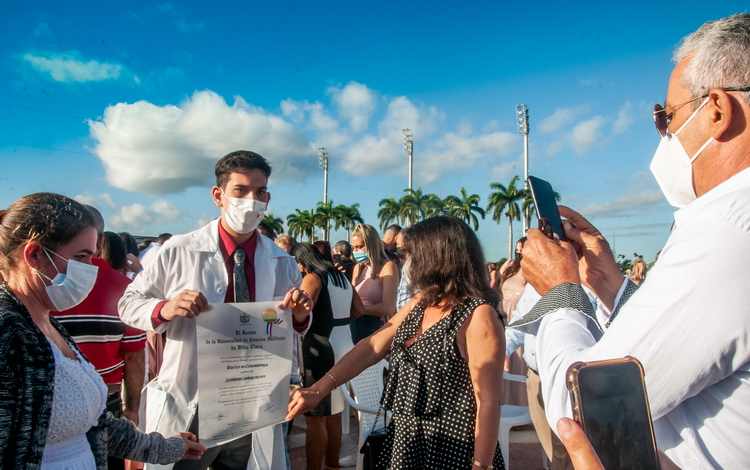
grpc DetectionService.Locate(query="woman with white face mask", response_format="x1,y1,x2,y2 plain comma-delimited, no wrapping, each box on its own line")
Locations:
0,193,205,469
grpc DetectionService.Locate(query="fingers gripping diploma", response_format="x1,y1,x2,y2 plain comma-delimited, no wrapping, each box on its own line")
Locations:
521,228,581,296
161,290,209,321
280,287,313,323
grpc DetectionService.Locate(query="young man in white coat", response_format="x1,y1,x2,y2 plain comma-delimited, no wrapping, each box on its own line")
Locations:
119,150,313,470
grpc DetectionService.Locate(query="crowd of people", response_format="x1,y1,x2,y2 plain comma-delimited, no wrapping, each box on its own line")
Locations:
2,12,750,470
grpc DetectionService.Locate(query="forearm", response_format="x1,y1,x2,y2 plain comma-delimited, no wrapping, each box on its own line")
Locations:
473,403,501,467
311,334,389,395
122,349,146,414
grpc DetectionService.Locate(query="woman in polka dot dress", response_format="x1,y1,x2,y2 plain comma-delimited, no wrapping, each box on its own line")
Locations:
288,215,506,470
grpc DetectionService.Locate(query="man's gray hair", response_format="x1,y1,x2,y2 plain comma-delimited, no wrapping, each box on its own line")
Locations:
675,13,750,107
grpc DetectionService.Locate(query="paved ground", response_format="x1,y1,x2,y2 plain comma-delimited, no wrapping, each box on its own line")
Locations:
288,413,547,470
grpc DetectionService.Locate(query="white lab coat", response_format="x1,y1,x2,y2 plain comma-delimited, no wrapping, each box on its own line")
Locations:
119,219,302,470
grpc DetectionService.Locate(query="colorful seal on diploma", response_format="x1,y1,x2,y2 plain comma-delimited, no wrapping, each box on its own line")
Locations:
262,308,278,323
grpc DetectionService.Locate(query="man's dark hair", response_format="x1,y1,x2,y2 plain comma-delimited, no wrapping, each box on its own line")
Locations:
386,224,402,235
83,204,105,235
332,240,352,258
215,150,273,189
157,233,172,244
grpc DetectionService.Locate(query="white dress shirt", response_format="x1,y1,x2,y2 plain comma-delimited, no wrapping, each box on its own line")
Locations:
533,167,750,469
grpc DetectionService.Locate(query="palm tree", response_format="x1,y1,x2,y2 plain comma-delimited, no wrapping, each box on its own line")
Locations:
334,203,364,239
377,198,402,230
286,209,316,242
314,200,337,241
399,188,443,224
487,175,528,259
443,187,485,231
262,213,284,235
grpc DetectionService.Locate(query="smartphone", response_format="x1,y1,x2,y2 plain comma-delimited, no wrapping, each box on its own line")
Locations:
527,175,566,241
332,253,342,265
566,357,660,470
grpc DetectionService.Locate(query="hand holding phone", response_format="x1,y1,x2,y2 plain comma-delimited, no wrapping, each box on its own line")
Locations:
528,175,567,242
566,357,660,470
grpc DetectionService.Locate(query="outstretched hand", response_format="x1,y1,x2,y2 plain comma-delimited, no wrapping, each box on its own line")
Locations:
558,206,623,311
177,432,206,460
286,387,324,421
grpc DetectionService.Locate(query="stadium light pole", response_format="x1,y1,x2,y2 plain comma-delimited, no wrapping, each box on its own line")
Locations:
402,129,413,191
516,104,530,233
318,147,329,240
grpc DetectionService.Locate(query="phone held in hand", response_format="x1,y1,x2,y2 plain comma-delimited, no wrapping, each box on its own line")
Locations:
566,357,661,470
527,175,567,242
332,253,342,265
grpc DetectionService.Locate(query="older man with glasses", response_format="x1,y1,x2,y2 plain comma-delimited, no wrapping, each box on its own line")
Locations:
514,13,750,469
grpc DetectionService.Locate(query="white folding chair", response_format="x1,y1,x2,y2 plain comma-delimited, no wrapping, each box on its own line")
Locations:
499,371,533,470
341,360,390,470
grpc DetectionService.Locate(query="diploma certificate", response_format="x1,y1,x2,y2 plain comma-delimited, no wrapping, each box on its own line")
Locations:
195,301,292,447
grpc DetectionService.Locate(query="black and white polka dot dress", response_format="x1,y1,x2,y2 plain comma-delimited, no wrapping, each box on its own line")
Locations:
377,298,505,470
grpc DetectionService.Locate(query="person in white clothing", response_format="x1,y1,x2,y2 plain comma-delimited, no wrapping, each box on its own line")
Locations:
516,13,750,469
119,150,313,470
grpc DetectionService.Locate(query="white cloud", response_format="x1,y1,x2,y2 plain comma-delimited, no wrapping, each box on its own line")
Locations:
329,82,377,133
570,116,606,155
150,199,182,221
23,52,123,83
73,192,120,211
539,108,575,132
108,199,183,230
491,161,519,181
339,96,443,178
579,190,665,218
612,102,633,135
88,90,318,196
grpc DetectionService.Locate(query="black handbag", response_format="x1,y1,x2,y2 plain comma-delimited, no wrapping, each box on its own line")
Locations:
360,422,387,470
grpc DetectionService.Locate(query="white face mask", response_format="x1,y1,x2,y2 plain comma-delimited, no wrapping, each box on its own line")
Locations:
36,248,98,311
650,97,714,208
221,189,267,234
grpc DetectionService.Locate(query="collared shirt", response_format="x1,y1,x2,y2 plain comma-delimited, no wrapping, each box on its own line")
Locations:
217,222,257,303
534,167,750,469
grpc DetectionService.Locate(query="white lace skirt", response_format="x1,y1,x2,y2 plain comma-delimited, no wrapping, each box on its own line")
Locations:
41,434,96,470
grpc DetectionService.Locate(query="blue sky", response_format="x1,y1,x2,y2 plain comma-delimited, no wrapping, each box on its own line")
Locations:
1,1,747,262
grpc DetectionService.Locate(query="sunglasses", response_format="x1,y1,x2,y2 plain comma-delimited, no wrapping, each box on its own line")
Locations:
653,85,750,137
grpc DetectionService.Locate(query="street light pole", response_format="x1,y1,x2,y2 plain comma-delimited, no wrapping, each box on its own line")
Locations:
318,147,329,240
402,128,413,191
516,104,530,233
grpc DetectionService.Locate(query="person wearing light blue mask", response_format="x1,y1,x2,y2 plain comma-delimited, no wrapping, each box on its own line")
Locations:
514,13,750,469
348,223,399,345
0,192,205,469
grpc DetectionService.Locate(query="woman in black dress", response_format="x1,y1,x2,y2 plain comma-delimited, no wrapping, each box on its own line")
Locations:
288,216,506,470
291,242,365,470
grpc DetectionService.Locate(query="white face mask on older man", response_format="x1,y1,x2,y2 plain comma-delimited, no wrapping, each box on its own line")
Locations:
36,248,98,311
650,97,714,208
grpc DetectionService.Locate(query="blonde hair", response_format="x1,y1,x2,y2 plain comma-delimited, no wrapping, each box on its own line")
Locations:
351,223,389,280
274,234,296,253
631,259,647,285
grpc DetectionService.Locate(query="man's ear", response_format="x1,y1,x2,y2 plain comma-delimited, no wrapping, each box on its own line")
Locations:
96,233,104,256
708,88,734,140
211,186,223,208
